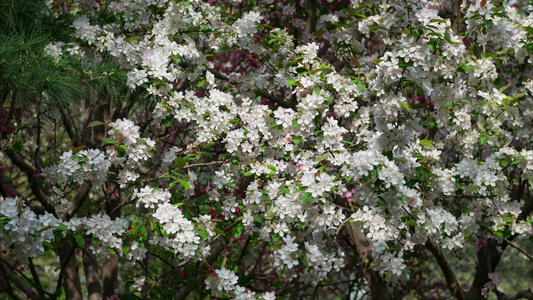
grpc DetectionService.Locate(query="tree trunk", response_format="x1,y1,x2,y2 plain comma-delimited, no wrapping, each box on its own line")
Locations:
102,183,120,299
83,247,103,300
58,240,83,300
102,253,119,298
426,239,465,300
345,222,392,300
305,0,317,35
451,0,463,34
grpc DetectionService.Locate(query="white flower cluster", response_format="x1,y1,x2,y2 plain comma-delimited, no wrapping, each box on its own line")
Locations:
44,42,65,63
134,187,201,260
296,42,319,64
51,0,533,291
419,207,463,250
205,268,256,299
65,214,128,256
107,118,156,187
71,16,101,45
273,236,299,271
231,11,263,38
127,69,149,89
0,197,59,261
453,155,504,195
161,146,182,171
377,251,407,281
108,118,141,146
300,168,335,198
351,206,401,254
301,242,346,284
133,186,171,209
125,241,148,265
44,148,110,186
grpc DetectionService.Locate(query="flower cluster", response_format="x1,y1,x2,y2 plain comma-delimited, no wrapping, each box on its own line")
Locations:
44,148,110,186
0,197,59,261
205,268,256,299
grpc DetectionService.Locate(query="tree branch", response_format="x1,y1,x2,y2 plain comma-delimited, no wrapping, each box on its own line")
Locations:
83,247,103,300
6,152,55,215
67,182,92,220
28,258,46,299
0,264,39,300
425,238,466,300
62,111,81,147
255,89,295,109
451,0,463,34
305,0,318,35
55,239,82,300
344,222,391,300
465,238,508,300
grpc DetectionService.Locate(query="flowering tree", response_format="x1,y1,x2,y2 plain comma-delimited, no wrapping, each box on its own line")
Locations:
1,0,533,299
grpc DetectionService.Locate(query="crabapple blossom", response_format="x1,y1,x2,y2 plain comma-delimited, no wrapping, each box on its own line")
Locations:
2,0,533,299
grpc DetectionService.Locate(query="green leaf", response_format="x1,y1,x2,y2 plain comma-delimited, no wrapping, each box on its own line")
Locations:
315,154,329,163
299,257,309,267
466,185,479,192
267,165,276,173
296,186,308,192
522,26,533,35
420,140,434,148
214,228,226,236
42,241,54,249
88,121,106,128
313,29,326,37
55,223,69,231
103,138,116,145
399,101,410,112
292,119,298,127
503,216,513,222
301,192,312,203
405,220,417,226
232,223,244,238
292,137,303,145
180,180,190,190
72,145,86,154
162,116,173,127
253,216,264,225
75,235,85,248
462,65,475,72
198,230,208,241
499,85,510,94
502,227,512,239
175,158,187,169
287,80,298,86
356,82,366,92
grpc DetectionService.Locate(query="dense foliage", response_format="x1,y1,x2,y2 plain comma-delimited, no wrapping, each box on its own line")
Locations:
0,0,532,299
